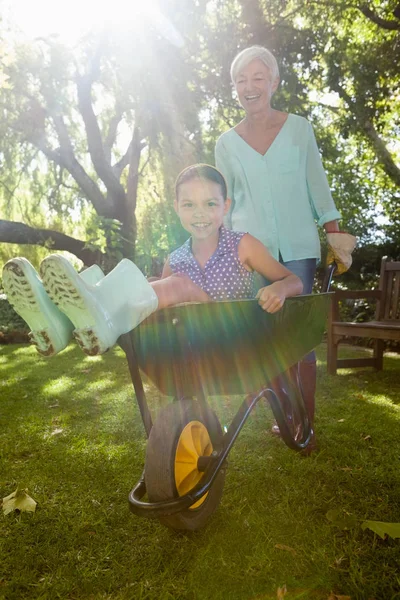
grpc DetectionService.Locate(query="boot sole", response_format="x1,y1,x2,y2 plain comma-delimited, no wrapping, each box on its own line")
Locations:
2,259,73,356
40,256,116,355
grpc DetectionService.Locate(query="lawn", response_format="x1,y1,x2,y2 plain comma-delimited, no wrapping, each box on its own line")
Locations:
1,341,399,600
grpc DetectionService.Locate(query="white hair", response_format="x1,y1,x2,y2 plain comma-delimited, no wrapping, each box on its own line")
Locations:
230,45,280,84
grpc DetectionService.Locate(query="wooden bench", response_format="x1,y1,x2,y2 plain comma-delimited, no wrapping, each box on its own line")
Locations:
327,258,400,374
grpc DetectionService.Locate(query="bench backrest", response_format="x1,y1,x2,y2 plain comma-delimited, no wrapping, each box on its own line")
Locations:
376,258,400,322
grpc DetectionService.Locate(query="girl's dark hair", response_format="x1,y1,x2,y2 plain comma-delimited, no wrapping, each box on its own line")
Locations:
175,164,227,201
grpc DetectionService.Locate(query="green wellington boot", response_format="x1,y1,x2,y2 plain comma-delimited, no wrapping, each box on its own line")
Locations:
40,255,159,356
2,258,104,357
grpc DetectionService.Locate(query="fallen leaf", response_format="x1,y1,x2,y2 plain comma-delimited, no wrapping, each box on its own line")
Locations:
337,419,345,422
361,520,400,539
51,428,63,436
362,435,372,441
326,509,358,530
2,488,37,515
276,585,287,599
274,544,297,556
338,467,363,472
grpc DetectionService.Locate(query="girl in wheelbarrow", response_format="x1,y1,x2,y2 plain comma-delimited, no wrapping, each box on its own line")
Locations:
3,164,305,361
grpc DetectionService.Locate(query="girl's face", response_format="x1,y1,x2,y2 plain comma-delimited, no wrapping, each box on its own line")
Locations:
175,178,231,243
234,58,279,115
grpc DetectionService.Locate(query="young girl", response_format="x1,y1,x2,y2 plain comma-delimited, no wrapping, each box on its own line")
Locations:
2,164,303,357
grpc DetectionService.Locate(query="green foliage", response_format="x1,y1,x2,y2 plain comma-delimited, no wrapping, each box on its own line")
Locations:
0,294,28,333
0,0,399,269
326,510,400,539
84,216,124,264
361,520,400,540
135,177,188,276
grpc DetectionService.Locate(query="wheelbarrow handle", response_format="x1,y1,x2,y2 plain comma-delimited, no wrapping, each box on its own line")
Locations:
321,263,336,293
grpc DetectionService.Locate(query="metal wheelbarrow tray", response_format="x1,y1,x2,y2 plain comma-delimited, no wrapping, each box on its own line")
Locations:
119,292,332,530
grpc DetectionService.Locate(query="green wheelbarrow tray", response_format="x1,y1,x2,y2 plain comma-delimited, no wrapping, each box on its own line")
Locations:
130,293,332,396
123,292,333,527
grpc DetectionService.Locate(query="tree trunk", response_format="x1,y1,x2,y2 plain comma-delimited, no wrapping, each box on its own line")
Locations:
0,220,104,266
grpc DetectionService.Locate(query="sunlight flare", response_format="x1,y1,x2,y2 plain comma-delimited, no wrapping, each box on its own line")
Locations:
4,0,184,47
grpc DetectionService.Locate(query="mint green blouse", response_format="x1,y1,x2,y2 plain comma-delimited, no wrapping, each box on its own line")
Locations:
215,114,341,261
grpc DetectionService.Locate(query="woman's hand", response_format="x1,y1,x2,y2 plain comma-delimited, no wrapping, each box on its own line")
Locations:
326,232,357,275
256,282,286,313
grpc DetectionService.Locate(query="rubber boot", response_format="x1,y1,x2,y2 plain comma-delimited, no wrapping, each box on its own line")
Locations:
270,361,316,434
80,264,105,286
298,359,317,455
1,258,104,356
270,369,295,436
40,255,158,355
298,360,316,425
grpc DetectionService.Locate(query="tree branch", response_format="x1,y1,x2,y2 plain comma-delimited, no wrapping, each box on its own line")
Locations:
328,81,400,186
104,108,124,162
113,139,147,178
47,115,113,216
113,139,134,177
362,120,400,187
359,4,400,30
126,127,142,213
0,220,105,266
76,74,126,204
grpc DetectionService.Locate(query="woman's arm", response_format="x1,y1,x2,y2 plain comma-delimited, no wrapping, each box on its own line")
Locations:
324,220,340,233
305,123,342,228
239,234,303,313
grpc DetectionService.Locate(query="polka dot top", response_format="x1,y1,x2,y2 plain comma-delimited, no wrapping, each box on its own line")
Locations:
169,227,255,301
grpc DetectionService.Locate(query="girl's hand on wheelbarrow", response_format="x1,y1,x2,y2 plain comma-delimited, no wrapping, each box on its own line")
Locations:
256,283,286,313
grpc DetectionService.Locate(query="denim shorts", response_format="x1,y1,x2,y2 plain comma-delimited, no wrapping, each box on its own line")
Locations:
280,258,317,295
256,258,317,363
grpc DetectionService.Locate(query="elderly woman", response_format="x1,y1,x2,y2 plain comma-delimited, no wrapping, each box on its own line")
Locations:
215,45,354,452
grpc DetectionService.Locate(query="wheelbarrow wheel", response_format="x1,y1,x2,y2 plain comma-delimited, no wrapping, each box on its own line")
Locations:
145,398,226,530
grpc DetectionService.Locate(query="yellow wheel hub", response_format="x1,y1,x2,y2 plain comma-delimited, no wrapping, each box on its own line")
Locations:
175,420,213,509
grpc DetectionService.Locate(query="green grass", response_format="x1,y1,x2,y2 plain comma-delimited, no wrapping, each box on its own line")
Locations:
1,342,399,600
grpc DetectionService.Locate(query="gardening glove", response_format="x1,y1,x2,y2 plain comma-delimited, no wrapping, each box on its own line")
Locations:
326,232,357,275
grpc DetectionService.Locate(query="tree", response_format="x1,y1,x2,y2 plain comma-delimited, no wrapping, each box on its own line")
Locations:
0,6,200,268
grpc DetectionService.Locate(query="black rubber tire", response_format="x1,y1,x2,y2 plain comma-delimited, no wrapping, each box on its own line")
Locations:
145,398,226,530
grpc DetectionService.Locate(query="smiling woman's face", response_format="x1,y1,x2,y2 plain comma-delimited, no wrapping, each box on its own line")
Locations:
234,58,279,115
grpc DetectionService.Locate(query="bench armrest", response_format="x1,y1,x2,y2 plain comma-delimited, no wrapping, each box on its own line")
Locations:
332,289,381,300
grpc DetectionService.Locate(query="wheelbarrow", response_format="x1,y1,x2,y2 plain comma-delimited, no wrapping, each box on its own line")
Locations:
119,266,335,531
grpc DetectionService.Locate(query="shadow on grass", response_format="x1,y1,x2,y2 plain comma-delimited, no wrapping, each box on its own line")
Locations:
317,342,400,405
